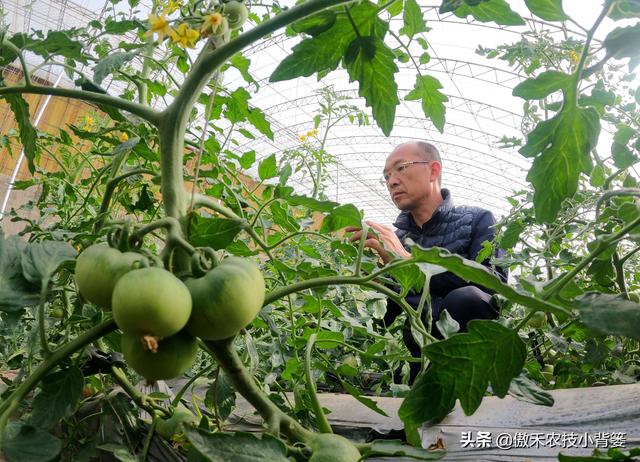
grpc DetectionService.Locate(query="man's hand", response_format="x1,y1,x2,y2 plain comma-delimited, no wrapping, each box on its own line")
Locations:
346,220,411,264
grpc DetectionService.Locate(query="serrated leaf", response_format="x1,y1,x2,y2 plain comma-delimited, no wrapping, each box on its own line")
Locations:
5,93,38,174
439,0,490,13
104,18,142,34
291,10,337,36
524,106,601,223
239,150,256,169
0,231,40,312
410,245,566,315
405,75,448,133
402,0,428,38
603,23,640,60
512,70,571,100
93,52,137,85
435,309,460,339
229,53,258,88
344,36,399,135
190,216,243,249
576,293,640,340
185,429,289,462
205,369,236,422
270,2,388,82
247,108,273,140
2,422,62,462
452,0,525,26
508,372,554,406
258,154,278,180
20,240,77,286
30,367,84,430
399,320,526,425
320,204,362,233
524,0,568,21
279,193,338,212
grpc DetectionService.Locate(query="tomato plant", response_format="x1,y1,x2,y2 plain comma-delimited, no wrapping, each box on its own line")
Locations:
0,0,639,461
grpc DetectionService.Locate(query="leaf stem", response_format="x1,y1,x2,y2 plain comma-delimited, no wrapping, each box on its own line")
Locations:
305,334,333,434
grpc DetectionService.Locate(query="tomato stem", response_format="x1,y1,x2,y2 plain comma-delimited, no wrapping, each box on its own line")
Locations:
205,337,316,444
305,334,333,434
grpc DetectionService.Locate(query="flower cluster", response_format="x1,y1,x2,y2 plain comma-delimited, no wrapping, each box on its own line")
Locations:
298,129,319,142
145,1,242,49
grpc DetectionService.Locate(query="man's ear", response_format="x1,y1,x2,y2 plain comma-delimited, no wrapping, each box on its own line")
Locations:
430,161,442,184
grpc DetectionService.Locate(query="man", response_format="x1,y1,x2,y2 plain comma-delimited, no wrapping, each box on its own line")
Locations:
348,141,507,381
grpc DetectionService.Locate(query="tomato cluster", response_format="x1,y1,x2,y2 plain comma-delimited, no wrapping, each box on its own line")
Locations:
75,244,265,381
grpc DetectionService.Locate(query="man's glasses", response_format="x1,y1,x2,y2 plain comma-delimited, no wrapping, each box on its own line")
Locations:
380,161,431,186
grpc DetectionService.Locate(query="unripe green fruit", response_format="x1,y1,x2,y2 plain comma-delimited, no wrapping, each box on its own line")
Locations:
122,331,197,381
113,267,192,338
309,434,361,462
156,405,198,440
75,243,143,309
223,0,248,29
527,311,547,329
186,257,265,340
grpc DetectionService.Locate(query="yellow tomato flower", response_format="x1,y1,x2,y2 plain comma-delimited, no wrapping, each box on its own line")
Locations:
162,0,180,14
307,129,318,137
201,12,224,34
118,132,129,142
170,23,200,48
83,116,95,129
569,51,580,65
145,14,172,42
299,134,308,142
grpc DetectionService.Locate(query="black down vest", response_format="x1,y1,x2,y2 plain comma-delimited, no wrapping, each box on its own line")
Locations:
392,189,507,298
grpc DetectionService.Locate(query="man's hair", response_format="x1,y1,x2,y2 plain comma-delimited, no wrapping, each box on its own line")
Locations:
414,141,442,185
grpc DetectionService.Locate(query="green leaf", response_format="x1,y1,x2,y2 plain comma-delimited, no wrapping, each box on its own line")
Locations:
104,18,142,34
2,422,61,462
576,293,640,340
269,202,299,232
361,440,446,460
229,53,258,88
291,10,337,36
30,367,83,430
525,106,601,223
389,263,425,294
26,30,86,62
405,75,448,133
612,142,637,168
189,216,243,249
279,193,338,212
512,70,571,100
204,369,236,422
258,154,278,180
608,0,640,19
270,2,388,82
603,23,640,60
435,309,460,339
344,36,399,136
247,108,274,140
185,429,289,462
590,165,605,187
508,372,554,406
452,0,525,26
239,150,256,169
20,241,77,286
0,231,40,312
399,320,526,425
320,204,362,233
410,245,566,315
439,0,490,13
5,93,38,174
524,0,568,21
402,0,428,38
93,51,137,85
340,380,389,417
386,0,404,17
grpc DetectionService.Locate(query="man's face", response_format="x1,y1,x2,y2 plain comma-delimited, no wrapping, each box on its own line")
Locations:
383,144,436,211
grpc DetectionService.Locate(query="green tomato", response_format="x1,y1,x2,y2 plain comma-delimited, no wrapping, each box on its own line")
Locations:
75,243,144,309
156,405,198,440
526,311,547,329
309,434,361,462
113,267,192,338
186,257,265,340
122,331,197,381
223,0,248,29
